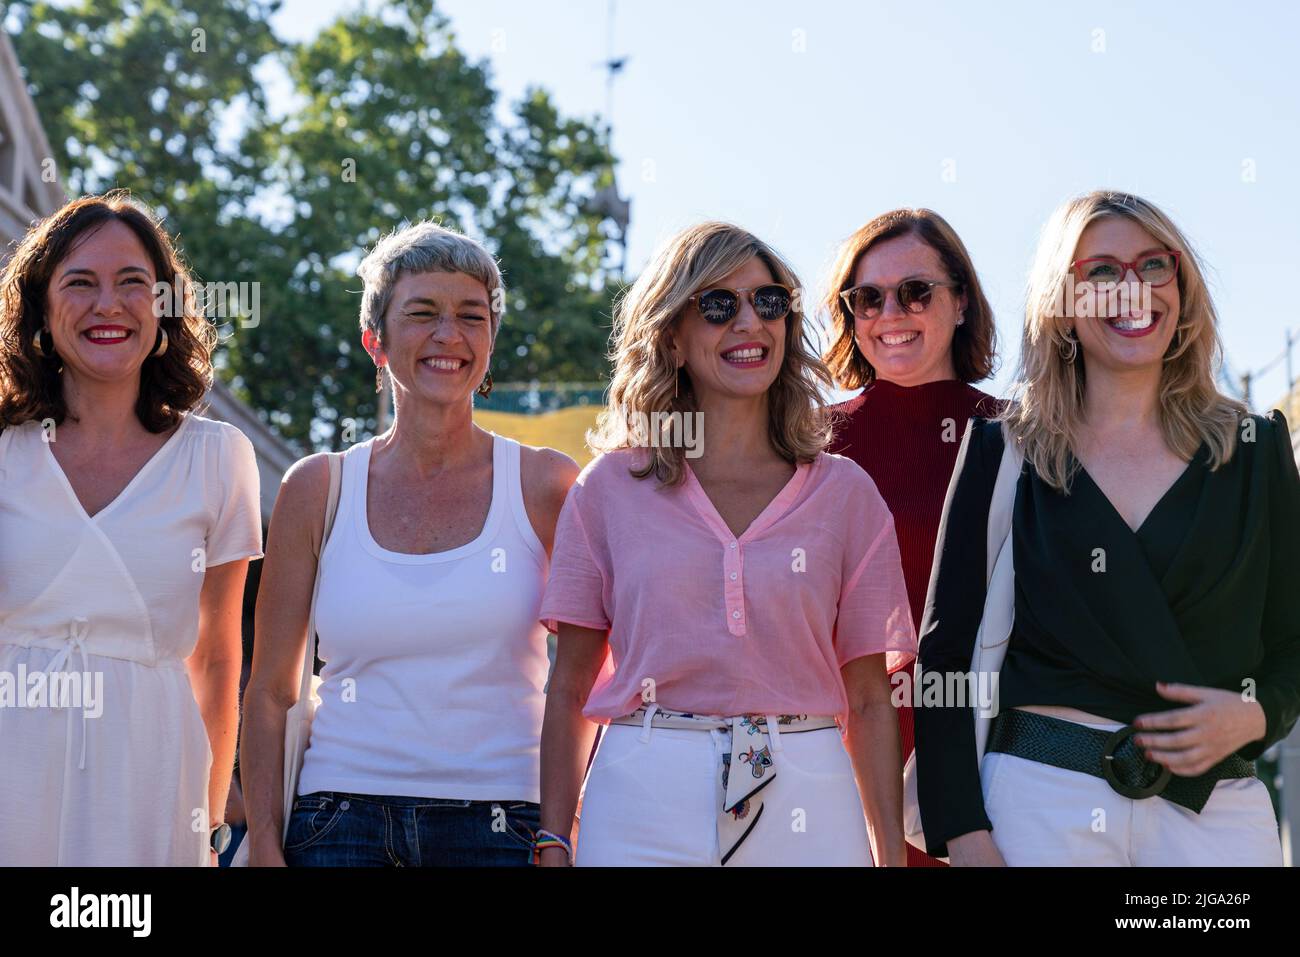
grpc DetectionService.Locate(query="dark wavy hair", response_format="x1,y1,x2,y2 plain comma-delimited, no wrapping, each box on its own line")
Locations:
0,190,215,432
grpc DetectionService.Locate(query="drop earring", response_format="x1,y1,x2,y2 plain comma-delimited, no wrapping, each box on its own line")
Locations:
1059,329,1079,363
32,327,54,357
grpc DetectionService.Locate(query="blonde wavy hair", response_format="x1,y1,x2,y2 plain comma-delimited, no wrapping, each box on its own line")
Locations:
589,221,835,486
1003,190,1246,491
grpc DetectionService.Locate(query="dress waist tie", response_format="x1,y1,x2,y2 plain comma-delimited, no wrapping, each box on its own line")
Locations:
43,617,93,771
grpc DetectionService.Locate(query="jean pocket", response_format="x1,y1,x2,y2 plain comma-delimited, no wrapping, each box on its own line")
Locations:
284,794,350,852
290,792,334,815
588,724,648,774
766,727,854,779
1211,776,1280,830
979,752,1010,812
497,802,541,851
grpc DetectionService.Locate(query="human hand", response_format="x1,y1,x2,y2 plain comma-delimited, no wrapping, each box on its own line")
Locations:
1134,681,1268,775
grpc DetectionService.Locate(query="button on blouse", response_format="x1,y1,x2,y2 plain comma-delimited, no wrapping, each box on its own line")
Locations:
540,447,917,720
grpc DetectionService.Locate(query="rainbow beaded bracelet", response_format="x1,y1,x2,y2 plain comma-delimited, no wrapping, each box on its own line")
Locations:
532,828,573,865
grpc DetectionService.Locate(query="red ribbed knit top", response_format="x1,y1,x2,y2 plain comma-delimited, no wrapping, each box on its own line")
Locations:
830,378,1001,866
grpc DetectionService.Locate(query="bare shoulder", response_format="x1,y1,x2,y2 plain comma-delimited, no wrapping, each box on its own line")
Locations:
518,444,581,553
272,451,338,551
280,451,333,505
519,443,581,509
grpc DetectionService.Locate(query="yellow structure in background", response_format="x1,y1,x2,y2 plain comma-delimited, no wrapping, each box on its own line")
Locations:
475,406,600,465
1276,385,1300,429
1274,384,1300,465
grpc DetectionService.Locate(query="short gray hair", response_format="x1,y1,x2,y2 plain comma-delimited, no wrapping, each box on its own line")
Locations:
356,221,505,342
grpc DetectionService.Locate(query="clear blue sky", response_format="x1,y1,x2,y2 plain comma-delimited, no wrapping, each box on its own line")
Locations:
269,0,1298,406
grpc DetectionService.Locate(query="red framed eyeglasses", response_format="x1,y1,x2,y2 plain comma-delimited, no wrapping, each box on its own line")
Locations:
1071,250,1180,287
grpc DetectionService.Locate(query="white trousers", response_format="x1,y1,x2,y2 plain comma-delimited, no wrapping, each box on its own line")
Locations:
576,722,874,866
983,720,1283,867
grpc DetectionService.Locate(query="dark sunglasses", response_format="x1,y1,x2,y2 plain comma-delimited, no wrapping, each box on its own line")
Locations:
1071,250,1180,287
839,278,961,320
687,284,794,325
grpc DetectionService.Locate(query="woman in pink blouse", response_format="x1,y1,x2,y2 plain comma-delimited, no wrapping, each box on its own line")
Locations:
537,222,916,866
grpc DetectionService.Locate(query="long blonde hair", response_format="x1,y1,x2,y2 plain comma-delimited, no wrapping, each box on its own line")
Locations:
1003,190,1246,491
589,222,834,486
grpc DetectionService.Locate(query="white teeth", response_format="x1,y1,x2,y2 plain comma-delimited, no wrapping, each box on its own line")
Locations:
722,347,764,361
1111,316,1153,331
422,358,463,370
86,329,128,340
880,332,919,346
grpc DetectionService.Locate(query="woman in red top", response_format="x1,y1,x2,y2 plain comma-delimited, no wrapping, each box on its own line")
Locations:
822,208,1001,866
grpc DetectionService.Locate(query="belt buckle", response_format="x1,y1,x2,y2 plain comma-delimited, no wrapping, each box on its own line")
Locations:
1100,725,1171,800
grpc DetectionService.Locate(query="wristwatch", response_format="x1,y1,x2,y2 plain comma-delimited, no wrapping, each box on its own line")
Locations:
210,822,232,856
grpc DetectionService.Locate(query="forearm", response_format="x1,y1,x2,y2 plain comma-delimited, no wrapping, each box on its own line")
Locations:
540,678,599,848
845,700,906,866
239,685,293,851
188,654,240,829
914,694,990,856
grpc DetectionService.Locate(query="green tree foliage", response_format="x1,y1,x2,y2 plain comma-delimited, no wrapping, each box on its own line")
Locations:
8,0,280,203
9,0,619,448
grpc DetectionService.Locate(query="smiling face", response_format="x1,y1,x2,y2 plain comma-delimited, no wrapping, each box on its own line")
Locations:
669,256,788,405
850,233,965,387
1071,215,1180,375
365,270,494,406
44,219,161,384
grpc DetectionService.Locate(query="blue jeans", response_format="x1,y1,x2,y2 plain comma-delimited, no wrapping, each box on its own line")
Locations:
283,791,540,867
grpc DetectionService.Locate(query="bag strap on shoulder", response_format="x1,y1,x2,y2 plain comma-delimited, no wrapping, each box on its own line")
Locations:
297,452,343,703
984,422,1025,585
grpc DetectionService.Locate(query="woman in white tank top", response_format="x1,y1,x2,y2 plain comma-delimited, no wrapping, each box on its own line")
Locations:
240,221,578,867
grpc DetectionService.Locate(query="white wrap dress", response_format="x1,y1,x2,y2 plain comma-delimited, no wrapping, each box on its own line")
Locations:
0,413,263,865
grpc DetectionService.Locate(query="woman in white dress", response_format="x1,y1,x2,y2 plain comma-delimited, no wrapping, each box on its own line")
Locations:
0,192,263,866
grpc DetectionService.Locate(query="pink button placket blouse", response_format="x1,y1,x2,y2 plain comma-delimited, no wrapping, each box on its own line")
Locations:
539,447,917,721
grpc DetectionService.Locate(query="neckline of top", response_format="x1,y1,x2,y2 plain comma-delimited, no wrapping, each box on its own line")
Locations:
865,378,981,397
681,454,815,544
1070,441,1207,538
351,430,507,563
43,413,193,524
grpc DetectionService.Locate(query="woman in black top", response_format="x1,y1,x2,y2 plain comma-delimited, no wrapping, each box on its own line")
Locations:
915,191,1300,866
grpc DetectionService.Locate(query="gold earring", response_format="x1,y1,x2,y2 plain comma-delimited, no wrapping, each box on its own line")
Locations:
477,369,494,398
152,327,169,358
32,327,53,357
375,364,385,394
1059,330,1078,363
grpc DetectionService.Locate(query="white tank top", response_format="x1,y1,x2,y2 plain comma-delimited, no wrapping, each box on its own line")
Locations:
297,432,551,802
